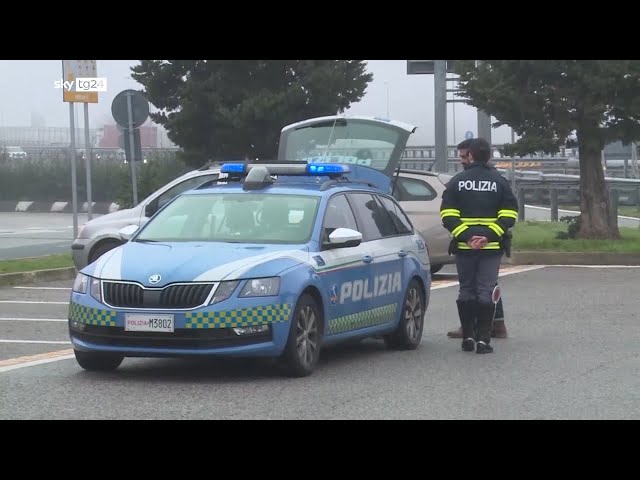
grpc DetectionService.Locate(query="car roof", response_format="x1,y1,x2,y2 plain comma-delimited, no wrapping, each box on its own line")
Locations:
181,162,390,199
186,180,384,198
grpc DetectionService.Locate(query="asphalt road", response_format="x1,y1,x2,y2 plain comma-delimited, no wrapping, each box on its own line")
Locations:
0,212,99,260
525,205,639,227
0,265,637,420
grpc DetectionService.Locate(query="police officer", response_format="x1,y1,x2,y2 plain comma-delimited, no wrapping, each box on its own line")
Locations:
446,139,509,339
439,138,518,353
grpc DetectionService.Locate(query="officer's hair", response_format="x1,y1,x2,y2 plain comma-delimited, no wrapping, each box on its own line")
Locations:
469,138,491,163
457,139,472,150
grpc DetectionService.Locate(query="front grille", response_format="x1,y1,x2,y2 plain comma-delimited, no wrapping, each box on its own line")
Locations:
103,282,214,309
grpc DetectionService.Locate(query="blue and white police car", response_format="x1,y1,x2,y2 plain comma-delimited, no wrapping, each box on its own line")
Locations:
68,127,431,378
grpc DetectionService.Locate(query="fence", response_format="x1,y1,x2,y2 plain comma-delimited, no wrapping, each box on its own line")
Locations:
500,170,640,226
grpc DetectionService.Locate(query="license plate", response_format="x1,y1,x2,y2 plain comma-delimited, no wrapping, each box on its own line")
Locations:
125,313,174,333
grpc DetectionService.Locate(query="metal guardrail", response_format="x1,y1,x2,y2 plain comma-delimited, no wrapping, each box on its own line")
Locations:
498,170,640,224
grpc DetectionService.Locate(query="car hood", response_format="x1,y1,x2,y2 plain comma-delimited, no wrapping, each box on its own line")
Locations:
82,241,310,286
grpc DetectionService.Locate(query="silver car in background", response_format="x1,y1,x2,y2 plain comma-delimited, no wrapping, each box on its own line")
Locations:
391,169,453,273
71,165,220,269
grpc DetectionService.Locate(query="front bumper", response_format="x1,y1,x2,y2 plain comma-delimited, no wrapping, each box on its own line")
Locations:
68,295,295,358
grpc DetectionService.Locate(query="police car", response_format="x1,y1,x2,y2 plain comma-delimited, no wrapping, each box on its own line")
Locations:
68,161,432,377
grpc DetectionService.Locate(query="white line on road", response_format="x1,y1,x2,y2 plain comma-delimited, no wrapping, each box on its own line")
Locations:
431,265,546,291
546,265,640,268
0,301,68,305
0,339,71,344
526,204,640,221
12,286,71,290
0,317,67,323
0,349,74,373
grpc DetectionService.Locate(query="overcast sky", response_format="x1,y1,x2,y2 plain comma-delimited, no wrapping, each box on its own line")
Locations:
0,60,513,146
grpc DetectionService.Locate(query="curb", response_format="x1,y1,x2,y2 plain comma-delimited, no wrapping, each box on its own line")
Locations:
0,201,120,214
505,251,640,265
0,267,77,287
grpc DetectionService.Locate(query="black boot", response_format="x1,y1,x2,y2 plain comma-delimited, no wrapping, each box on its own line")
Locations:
476,302,495,354
456,299,476,352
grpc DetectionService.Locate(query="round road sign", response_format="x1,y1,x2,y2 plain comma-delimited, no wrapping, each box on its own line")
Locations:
111,89,150,129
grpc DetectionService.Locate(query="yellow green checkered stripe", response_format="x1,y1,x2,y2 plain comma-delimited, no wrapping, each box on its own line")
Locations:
329,303,398,335
69,302,116,327
185,303,292,329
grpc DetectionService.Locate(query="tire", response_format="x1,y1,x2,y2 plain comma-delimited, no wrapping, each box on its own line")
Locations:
74,350,124,372
89,240,121,264
430,264,443,274
280,293,323,377
384,278,425,350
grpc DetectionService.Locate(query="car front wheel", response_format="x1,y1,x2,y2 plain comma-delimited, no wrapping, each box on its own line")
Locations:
74,350,124,372
281,294,322,377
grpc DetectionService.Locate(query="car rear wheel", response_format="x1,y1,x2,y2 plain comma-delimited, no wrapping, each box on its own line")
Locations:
384,278,425,350
281,294,322,377
74,350,124,372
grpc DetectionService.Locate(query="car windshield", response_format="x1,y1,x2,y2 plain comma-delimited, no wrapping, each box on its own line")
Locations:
135,192,320,244
282,119,402,172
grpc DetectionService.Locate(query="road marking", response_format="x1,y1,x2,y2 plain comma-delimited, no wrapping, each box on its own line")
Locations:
0,301,68,305
431,265,546,290
546,265,640,268
12,286,71,290
0,339,71,344
0,317,67,323
526,204,640,221
0,349,74,373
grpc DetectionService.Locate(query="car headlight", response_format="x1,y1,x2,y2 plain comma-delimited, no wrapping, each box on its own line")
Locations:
240,277,280,297
209,281,239,305
76,223,87,239
72,273,89,293
72,273,102,302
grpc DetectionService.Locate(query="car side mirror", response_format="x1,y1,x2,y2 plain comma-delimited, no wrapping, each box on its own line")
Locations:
119,224,139,241
327,228,362,249
145,200,158,218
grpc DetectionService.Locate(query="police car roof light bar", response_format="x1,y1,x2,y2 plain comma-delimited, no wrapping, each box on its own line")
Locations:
220,162,351,177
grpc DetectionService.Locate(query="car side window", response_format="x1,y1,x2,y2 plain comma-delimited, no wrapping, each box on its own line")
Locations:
392,177,437,202
321,194,359,244
347,193,398,241
156,174,218,209
377,195,414,235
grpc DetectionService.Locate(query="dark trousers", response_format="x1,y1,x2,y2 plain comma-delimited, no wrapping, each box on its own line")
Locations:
455,252,503,306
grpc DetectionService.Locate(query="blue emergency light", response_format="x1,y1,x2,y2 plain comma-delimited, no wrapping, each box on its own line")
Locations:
306,163,350,175
221,162,350,176
220,163,247,174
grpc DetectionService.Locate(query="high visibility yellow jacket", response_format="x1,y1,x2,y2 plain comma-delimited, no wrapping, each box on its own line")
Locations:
440,163,518,253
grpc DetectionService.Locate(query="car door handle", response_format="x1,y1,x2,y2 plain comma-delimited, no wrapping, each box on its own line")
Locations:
362,255,373,264
398,250,408,258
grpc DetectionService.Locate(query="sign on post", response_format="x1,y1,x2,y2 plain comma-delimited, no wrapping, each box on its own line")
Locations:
112,89,150,206
62,60,100,104
465,131,474,140
62,60,104,238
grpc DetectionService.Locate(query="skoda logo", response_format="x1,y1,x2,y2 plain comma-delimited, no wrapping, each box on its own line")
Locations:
149,274,162,285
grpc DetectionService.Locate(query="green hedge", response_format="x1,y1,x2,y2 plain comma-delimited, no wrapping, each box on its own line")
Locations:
0,155,191,207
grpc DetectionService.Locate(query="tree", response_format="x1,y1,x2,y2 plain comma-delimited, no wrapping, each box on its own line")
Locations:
453,60,640,240
130,60,373,166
